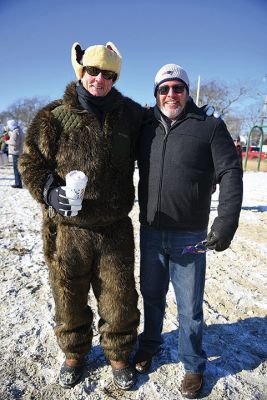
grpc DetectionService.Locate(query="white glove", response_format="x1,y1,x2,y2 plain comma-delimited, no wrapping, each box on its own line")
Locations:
204,105,221,118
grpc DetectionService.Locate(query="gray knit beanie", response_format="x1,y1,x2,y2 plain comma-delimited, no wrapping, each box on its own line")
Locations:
154,64,189,96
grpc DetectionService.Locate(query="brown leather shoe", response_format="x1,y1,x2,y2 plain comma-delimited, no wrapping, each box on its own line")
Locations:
133,349,153,373
181,373,203,399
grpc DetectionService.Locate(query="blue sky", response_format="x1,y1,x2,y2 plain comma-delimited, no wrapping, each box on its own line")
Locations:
0,0,266,112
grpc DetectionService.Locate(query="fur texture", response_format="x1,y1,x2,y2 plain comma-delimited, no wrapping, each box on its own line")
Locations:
19,82,143,228
44,217,139,360
19,82,143,360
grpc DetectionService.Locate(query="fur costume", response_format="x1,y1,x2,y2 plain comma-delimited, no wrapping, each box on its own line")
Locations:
19,82,143,361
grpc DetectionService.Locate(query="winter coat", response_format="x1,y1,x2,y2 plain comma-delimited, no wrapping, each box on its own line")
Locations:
6,126,24,156
19,82,144,228
136,98,243,239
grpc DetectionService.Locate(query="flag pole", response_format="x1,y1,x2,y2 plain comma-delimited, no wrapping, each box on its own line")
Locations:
196,75,201,106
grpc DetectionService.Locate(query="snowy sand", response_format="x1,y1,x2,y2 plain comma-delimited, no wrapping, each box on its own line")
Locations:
0,165,266,400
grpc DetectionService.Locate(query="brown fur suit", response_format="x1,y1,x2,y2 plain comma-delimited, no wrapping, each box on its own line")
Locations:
19,82,143,361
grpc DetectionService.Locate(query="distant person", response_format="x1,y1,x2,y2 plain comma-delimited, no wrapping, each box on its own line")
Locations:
134,64,243,399
2,129,10,146
234,136,243,168
5,120,23,188
0,130,9,167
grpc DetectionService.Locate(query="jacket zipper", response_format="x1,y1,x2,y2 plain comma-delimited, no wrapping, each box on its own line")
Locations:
156,122,170,228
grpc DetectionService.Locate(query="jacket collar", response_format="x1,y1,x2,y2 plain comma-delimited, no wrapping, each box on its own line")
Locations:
62,81,124,112
153,96,205,126
185,97,206,120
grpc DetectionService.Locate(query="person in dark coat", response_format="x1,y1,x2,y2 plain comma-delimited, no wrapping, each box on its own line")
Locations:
134,64,243,399
19,40,143,390
234,136,243,168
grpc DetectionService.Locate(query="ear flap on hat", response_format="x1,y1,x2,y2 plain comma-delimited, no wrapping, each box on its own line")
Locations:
74,43,85,63
71,42,85,80
106,42,121,58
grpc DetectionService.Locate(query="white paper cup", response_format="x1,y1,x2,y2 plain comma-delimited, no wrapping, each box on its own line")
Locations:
65,170,88,200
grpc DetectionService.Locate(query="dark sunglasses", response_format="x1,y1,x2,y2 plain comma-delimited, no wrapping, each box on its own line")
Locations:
84,66,117,81
158,84,185,95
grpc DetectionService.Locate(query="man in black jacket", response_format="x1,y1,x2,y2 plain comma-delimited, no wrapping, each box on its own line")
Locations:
134,64,243,399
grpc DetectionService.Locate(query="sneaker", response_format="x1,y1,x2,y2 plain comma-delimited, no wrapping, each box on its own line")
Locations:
11,185,22,189
110,360,136,390
59,360,84,389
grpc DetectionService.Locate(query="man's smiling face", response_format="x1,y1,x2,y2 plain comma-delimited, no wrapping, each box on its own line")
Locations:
156,80,189,120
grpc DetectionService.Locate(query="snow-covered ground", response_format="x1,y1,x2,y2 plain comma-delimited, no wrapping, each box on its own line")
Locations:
0,165,266,400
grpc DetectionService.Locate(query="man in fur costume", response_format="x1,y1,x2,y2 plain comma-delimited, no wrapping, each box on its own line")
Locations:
19,41,143,390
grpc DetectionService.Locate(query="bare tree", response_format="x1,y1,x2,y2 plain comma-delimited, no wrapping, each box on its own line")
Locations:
191,80,248,116
190,79,262,141
0,96,49,130
240,100,264,132
0,111,14,125
223,114,243,137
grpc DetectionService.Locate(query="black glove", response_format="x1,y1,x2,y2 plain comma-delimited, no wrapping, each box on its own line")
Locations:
205,230,232,252
43,174,82,217
47,186,82,217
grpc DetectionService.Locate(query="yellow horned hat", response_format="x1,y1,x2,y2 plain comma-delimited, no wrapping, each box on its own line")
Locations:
71,41,122,83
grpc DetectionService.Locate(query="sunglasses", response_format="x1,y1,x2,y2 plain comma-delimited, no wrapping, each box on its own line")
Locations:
158,84,185,95
84,66,117,81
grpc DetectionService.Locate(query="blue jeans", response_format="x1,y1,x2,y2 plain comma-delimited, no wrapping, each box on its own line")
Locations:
12,155,22,187
139,225,207,373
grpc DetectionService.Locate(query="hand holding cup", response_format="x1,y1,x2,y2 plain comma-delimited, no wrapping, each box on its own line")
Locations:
64,170,88,216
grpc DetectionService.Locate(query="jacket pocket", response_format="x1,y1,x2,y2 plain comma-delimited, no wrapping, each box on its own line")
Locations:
162,179,199,223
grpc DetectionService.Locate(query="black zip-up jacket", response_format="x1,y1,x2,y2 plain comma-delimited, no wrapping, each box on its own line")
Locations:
137,99,243,239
